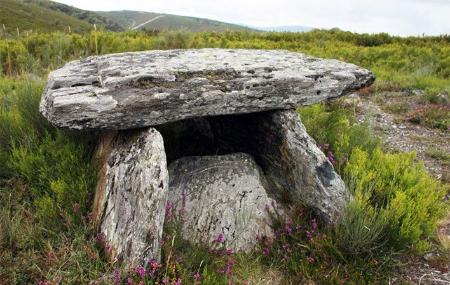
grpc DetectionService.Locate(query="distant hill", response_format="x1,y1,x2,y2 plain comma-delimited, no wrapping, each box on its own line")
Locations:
258,25,314,33
32,0,123,31
0,0,92,33
96,10,256,32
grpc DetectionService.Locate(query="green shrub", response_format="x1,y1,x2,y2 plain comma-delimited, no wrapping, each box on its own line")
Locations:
344,148,447,252
0,77,97,226
298,103,379,167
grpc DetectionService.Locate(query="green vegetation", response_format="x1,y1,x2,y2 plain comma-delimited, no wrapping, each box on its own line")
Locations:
32,0,123,32
96,10,255,32
0,0,92,34
0,29,448,284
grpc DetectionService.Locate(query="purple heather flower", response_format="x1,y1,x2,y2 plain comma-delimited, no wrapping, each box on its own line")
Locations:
165,202,174,219
193,272,201,281
224,257,234,277
127,278,134,285
97,233,106,242
311,218,318,231
112,268,121,284
215,233,225,243
174,278,182,285
135,265,146,278
327,151,336,164
284,224,292,235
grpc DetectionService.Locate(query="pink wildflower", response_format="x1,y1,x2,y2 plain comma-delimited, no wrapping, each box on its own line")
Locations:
215,233,225,243
112,268,121,284
135,265,146,278
307,256,314,263
72,203,80,213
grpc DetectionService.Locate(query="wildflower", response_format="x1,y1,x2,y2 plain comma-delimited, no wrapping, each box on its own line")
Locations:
174,278,182,285
306,230,313,240
224,256,234,277
215,233,225,243
72,203,80,213
105,243,112,253
311,218,318,231
135,265,146,278
165,202,173,218
149,259,161,270
138,281,144,285
327,151,336,164
295,224,302,232
193,272,201,281
96,232,106,242
284,224,292,235
307,256,314,263
225,248,234,255
47,250,56,261
162,277,170,284
112,268,121,284
127,278,134,285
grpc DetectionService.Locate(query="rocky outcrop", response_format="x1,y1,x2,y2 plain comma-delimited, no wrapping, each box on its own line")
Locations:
39,48,376,267
167,153,282,251
94,128,168,267
40,48,374,129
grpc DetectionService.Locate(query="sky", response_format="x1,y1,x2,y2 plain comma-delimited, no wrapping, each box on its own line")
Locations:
56,0,450,36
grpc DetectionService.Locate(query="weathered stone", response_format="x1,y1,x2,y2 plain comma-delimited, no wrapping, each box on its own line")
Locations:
252,110,349,223
185,110,348,223
40,48,375,130
167,153,283,252
94,128,168,267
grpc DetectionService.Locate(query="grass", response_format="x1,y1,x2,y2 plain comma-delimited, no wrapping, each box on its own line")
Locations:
0,0,92,34
425,147,450,165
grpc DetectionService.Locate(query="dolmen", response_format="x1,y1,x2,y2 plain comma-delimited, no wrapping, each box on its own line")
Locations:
40,48,375,267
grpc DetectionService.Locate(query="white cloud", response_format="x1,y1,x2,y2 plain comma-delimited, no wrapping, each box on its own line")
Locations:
57,0,450,35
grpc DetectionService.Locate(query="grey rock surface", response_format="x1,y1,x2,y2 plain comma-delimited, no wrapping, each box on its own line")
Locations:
167,153,283,251
40,48,374,129
256,110,349,223
203,110,348,223
95,128,168,267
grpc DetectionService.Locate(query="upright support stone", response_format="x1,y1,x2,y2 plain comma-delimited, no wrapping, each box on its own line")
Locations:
255,110,349,223
93,128,169,267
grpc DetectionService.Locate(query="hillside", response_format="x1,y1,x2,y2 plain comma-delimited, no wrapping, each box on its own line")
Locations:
0,0,92,34
96,10,255,32
31,0,123,31
258,25,314,32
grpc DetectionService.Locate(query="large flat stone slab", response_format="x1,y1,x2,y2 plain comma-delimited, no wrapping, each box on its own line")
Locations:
40,48,374,129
